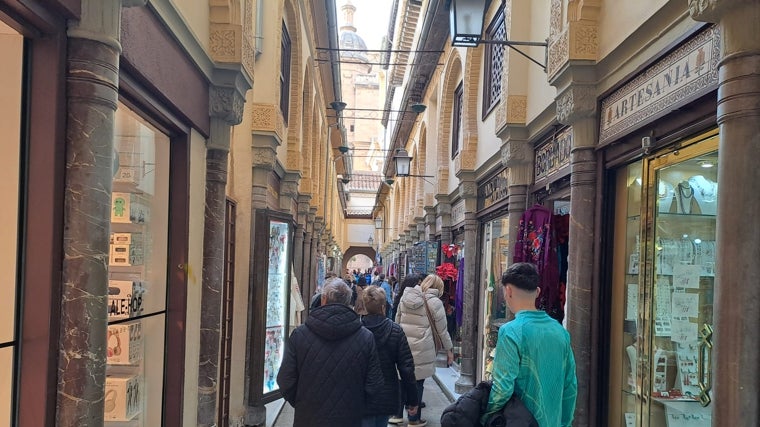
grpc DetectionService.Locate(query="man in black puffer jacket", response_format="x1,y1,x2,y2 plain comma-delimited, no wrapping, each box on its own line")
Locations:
361,286,419,426
440,381,492,427
278,277,383,426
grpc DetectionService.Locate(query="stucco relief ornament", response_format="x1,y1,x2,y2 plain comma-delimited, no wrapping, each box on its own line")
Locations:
556,85,596,125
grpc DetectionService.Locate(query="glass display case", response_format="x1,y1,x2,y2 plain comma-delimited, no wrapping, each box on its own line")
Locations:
610,130,718,427
249,210,293,404
106,103,171,426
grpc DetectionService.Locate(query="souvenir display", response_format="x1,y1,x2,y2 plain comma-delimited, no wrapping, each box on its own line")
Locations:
262,220,291,395
104,104,171,426
104,374,143,421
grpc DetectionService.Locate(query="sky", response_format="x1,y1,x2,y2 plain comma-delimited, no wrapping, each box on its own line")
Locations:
340,0,394,50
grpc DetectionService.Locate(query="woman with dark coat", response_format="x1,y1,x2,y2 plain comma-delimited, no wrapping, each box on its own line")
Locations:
361,286,419,427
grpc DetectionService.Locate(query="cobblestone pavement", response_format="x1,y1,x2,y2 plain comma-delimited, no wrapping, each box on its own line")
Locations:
272,377,453,426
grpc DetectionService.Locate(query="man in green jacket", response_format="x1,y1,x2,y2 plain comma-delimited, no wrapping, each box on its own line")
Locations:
482,263,577,427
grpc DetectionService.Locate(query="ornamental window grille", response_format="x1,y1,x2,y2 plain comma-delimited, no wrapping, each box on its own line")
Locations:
452,82,464,159
483,7,506,118
280,21,292,122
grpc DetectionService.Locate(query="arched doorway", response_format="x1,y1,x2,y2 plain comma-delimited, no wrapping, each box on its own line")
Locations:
341,246,376,277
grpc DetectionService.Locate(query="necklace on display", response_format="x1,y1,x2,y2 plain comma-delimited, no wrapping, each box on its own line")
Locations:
678,182,694,214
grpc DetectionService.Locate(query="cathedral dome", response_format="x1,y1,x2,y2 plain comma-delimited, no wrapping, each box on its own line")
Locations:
340,30,368,62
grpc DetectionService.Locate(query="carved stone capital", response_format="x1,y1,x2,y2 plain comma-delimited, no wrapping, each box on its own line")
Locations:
68,0,124,51
556,84,596,125
210,85,246,126
123,0,147,6
251,147,276,169
499,127,532,170
280,171,301,198
436,201,452,216
458,179,478,200
688,0,722,22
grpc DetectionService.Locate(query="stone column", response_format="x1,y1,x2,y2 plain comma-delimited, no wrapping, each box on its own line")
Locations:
279,171,300,215
436,197,453,245
197,84,247,426
303,209,316,301
690,2,760,424
556,83,598,426
455,176,479,393
425,206,437,241
310,218,323,296
501,125,533,264
293,195,311,296
57,1,129,424
246,134,278,425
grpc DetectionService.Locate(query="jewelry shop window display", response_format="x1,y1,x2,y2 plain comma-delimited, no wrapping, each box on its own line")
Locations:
645,137,717,427
106,103,170,426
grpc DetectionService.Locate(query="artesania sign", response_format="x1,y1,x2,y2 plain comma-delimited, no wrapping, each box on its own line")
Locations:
599,26,720,144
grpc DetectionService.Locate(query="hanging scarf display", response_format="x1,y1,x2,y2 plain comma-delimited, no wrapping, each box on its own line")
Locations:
513,204,563,322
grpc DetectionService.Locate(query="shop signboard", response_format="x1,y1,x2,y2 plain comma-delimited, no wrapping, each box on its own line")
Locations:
599,26,720,145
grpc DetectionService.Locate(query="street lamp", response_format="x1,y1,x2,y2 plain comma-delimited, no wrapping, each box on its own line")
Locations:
375,216,383,230
449,0,548,71
449,0,487,47
368,235,374,247
392,148,435,180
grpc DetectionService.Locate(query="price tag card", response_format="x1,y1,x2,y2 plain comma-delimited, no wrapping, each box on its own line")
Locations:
673,264,701,289
671,292,700,318
670,319,698,343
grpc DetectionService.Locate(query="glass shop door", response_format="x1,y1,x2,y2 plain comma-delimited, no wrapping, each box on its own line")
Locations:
639,131,718,427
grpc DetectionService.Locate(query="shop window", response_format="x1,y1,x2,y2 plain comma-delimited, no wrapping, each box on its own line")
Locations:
608,132,719,427
451,82,463,159
480,217,510,380
280,21,292,122
482,7,505,119
218,199,236,427
0,22,23,426
107,103,171,425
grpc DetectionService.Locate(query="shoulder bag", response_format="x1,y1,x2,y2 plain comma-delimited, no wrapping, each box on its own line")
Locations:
423,296,444,352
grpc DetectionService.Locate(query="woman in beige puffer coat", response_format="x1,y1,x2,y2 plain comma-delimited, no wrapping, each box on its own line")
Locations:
394,275,453,425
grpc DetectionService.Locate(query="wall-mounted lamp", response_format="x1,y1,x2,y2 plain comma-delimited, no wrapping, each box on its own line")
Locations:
410,103,427,114
449,0,548,71
368,235,374,247
330,101,347,112
375,216,383,230
393,148,435,179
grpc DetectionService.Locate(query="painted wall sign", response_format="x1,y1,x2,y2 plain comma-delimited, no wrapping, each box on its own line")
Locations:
599,26,720,144
478,168,510,210
535,127,572,182
452,199,466,226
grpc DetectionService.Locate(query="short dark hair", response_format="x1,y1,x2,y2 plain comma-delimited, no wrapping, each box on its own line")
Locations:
501,263,539,291
379,273,386,281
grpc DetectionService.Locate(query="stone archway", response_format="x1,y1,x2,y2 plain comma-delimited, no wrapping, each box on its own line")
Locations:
341,246,377,275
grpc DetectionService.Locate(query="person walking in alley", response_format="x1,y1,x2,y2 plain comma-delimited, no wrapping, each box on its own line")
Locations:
277,277,383,427
482,263,577,427
361,285,419,427
395,274,453,426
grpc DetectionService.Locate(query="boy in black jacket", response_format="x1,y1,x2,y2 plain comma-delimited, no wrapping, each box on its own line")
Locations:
361,286,419,427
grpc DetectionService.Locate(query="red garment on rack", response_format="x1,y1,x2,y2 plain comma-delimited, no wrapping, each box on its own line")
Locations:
513,205,562,321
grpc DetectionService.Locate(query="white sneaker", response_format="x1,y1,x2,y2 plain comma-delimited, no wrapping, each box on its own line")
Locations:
388,416,404,424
